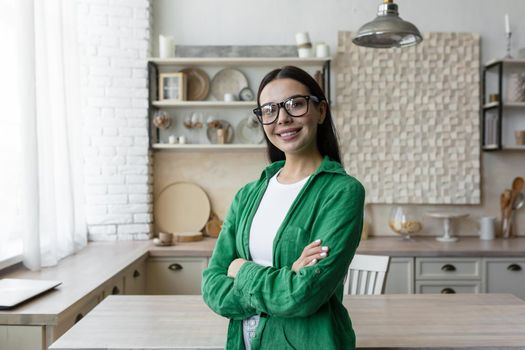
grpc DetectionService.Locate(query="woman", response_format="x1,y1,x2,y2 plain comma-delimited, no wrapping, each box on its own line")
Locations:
202,65,365,349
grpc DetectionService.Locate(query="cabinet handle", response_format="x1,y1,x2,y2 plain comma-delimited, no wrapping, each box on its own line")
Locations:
75,313,84,323
112,286,120,295
441,264,456,272
133,270,141,278
507,264,522,272
168,263,183,271
441,288,456,294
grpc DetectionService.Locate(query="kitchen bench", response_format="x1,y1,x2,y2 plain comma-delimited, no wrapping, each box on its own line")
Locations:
50,293,525,350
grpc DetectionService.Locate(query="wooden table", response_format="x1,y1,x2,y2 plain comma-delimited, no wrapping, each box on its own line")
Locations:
50,294,525,350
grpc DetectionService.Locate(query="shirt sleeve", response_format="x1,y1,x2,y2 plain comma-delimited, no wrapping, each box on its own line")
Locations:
201,188,257,320
232,181,365,318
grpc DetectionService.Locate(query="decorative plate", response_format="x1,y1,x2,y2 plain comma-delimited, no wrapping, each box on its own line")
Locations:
210,68,248,101
155,182,211,233
236,116,264,144
206,120,234,144
239,87,255,101
180,67,210,101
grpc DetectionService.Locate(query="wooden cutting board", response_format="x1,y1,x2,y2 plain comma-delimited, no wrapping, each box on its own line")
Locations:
173,231,203,242
205,212,222,238
155,182,211,234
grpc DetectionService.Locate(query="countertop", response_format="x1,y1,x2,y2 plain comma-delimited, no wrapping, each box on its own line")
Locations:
2,236,524,326
50,294,525,350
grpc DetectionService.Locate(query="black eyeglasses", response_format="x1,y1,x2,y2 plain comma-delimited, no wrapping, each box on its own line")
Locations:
253,95,321,125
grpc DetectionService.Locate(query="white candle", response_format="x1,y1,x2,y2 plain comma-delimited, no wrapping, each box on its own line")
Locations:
505,14,510,34
159,35,175,58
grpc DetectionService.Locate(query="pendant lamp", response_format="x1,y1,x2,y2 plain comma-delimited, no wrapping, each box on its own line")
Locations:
352,0,423,48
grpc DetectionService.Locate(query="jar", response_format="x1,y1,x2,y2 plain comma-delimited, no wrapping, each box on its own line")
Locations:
388,206,422,240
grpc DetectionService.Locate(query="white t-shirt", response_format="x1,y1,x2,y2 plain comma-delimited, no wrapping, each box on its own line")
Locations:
242,170,310,350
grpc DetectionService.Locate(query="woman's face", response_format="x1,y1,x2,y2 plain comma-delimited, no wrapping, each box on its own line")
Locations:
259,78,326,157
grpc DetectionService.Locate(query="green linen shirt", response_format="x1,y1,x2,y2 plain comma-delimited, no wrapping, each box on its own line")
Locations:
202,156,365,349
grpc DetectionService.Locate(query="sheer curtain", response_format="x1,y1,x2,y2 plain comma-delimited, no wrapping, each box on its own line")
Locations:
16,0,87,270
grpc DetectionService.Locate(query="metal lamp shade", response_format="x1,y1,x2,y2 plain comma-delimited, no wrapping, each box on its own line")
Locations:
352,2,423,48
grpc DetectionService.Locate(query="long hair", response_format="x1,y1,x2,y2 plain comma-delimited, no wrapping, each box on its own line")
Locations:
256,65,342,164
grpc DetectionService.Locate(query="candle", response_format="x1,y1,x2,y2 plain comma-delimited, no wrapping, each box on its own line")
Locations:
159,35,175,58
505,14,510,34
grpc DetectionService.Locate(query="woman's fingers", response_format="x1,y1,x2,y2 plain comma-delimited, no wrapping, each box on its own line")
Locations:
293,240,330,272
303,245,329,259
307,258,317,266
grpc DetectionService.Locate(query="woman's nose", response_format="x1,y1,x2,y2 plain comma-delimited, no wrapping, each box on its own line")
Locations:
276,106,293,124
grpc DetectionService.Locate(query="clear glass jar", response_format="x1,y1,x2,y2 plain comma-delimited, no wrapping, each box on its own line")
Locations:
388,206,422,240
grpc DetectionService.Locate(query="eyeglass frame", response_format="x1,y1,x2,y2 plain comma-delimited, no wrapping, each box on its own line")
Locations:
253,94,322,125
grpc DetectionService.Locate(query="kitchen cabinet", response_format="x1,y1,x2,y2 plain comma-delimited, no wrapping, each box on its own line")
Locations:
0,325,45,350
383,256,525,299
384,257,414,294
145,257,208,295
484,257,525,300
147,57,331,151
481,59,525,151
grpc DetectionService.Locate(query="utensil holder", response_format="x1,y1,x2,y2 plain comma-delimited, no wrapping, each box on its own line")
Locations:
501,211,513,239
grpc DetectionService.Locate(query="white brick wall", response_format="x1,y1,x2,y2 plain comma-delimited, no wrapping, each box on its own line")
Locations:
77,0,152,241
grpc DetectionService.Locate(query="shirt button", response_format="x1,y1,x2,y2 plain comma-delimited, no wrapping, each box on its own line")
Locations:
315,269,321,274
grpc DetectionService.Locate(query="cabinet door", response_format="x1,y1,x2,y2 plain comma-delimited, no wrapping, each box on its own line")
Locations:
384,257,414,294
0,325,45,350
484,258,525,301
146,257,208,295
124,257,147,295
416,281,481,294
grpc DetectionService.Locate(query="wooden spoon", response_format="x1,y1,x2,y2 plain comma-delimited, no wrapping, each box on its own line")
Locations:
508,177,525,216
512,177,525,193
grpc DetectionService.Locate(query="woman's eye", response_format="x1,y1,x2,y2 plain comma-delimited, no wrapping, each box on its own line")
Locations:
290,99,304,109
261,105,276,116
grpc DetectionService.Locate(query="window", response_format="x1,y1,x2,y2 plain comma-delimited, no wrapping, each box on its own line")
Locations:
0,0,24,266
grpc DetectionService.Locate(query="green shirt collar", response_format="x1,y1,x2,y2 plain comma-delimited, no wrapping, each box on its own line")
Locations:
261,156,346,181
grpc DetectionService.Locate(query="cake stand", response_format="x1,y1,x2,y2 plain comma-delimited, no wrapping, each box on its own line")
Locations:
425,212,469,242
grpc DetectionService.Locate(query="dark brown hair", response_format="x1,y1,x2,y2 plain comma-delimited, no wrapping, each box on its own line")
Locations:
256,65,342,164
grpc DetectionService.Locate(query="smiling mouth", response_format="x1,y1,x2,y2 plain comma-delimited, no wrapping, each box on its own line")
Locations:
276,128,301,138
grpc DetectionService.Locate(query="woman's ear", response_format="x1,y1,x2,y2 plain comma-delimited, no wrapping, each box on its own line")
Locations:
318,100,328,124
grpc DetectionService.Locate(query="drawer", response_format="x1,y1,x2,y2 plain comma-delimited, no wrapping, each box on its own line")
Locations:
415,257,481,280
416,281,481,294
484,258,525,301
101,275,125,299
54,292,100,341
124,256,147,295
146,257,208,295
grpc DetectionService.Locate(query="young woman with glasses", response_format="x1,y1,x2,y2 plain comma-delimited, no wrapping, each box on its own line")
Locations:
202,66,365,349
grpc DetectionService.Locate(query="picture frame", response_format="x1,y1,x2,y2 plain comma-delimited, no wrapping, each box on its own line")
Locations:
159,72,186,101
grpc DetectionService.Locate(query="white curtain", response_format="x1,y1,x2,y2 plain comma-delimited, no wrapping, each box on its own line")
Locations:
17,0,87,270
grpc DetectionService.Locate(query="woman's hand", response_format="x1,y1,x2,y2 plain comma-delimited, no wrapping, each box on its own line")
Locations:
292,239,329,273
227,258,247,278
